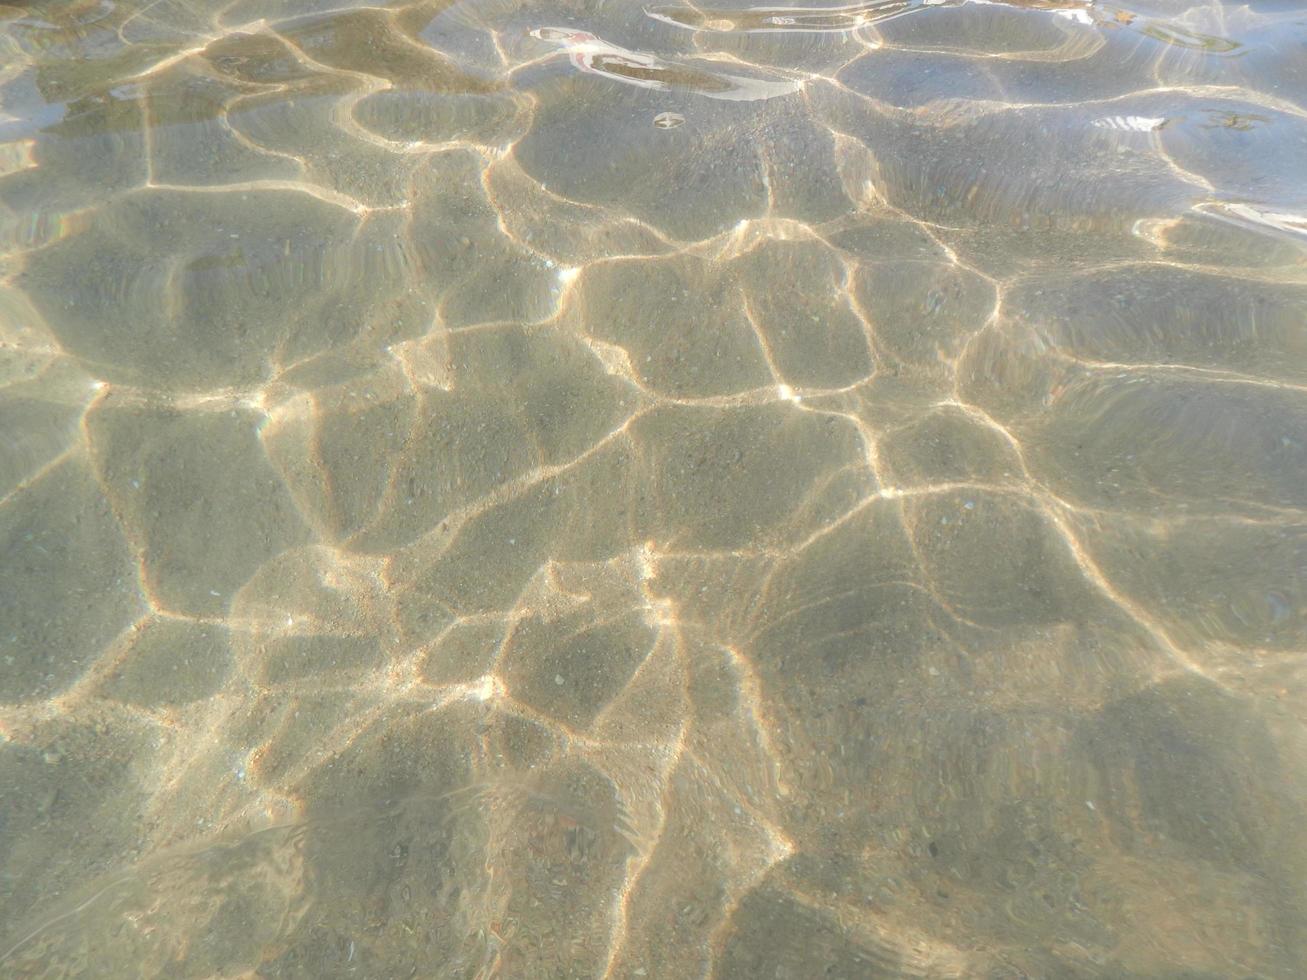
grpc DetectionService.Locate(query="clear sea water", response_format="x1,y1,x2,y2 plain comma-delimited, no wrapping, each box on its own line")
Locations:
2,0,1306,976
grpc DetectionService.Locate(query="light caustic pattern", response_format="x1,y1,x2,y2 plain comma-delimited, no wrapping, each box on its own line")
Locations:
1,0,1306,976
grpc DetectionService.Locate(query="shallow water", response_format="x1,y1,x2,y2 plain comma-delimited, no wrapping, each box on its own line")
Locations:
1,0,1305,976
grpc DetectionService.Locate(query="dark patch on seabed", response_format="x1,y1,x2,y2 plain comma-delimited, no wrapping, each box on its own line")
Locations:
1,0,1305,976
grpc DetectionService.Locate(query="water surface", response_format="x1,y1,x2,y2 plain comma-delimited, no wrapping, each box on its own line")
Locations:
1,0,1306,976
